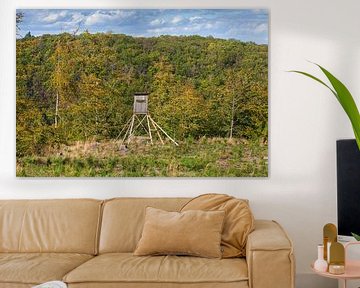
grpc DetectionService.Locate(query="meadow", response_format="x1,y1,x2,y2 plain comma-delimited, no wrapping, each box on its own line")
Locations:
16,137,267,177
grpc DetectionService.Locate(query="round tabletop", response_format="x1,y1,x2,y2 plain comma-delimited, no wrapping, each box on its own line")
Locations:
311,261,360,280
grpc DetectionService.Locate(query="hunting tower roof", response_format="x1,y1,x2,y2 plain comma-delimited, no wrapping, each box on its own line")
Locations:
134,92,149,96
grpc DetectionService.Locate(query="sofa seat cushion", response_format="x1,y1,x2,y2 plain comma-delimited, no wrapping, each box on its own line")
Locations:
64,253,248,285
0,253,93,285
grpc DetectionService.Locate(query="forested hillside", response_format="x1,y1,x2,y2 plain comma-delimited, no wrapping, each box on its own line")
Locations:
16,32,267,154
16,32,268,176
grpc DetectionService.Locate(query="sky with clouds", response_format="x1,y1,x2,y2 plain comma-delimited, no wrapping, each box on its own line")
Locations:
17,9,269,44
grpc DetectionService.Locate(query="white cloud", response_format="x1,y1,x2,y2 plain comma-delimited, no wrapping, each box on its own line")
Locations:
225,22,268,38
70,12,85,24
37,11,84,34
85,11,108,26
148,21,216,36
84,10,134,26
147,26,178,35
252,9,268,15
254,23,268,33
189,16,202,22
171,16,183,24
150,18,165,26
183,22,214,32
42,11,68,24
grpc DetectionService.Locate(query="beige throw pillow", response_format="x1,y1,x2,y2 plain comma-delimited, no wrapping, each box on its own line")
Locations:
134,207,225,258
181,193,255,258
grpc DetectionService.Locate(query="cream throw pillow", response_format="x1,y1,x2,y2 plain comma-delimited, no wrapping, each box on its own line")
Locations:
134,207,225,258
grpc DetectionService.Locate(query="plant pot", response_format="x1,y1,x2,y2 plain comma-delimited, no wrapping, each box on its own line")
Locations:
337,139,360,238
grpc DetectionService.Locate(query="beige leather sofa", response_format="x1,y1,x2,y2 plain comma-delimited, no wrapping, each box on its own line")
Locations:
0,198,295,288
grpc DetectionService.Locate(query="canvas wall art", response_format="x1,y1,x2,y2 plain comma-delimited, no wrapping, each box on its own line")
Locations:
16,9,269,177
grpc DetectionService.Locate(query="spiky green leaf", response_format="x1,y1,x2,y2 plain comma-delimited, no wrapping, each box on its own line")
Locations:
316,64,360,150
289,70,337,98
351,232,360,241
290,64,360,150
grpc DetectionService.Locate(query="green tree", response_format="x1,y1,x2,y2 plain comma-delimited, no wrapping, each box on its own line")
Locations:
16,12,23,36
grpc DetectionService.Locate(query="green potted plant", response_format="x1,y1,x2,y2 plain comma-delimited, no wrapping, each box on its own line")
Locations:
291,63,360,241
290,63,360,149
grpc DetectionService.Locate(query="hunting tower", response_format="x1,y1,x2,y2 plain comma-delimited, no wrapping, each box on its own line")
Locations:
117,93,178,147
133,92,148,114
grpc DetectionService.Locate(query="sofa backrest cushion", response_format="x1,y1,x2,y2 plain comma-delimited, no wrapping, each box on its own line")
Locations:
0,199,102,254
99,198,189,253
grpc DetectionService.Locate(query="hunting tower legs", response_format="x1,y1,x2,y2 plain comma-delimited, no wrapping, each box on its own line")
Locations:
116,114,178,147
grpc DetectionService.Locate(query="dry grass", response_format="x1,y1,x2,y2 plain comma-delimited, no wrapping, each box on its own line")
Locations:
17,137,268,177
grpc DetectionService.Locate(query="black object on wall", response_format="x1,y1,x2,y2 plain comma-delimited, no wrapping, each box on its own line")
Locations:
337,139,360,236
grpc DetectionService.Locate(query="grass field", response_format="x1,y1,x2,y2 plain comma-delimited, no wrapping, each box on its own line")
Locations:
16,137,268,177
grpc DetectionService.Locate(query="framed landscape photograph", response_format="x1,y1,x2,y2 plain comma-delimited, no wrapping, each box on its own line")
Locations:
16,9,269,177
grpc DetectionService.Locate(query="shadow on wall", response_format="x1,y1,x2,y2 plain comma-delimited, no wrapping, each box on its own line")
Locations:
271,0,360,184
296,274,337,288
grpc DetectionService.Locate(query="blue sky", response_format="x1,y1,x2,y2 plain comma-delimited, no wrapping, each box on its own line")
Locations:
17,9,269,44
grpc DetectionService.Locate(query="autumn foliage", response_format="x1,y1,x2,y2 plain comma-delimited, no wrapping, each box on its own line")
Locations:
16,32,268,158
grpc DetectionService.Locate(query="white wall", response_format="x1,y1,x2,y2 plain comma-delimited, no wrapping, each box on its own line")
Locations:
1,0,360,287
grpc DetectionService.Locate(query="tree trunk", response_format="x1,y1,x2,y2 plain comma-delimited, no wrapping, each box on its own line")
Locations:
230,94,235,139
55,92,59,128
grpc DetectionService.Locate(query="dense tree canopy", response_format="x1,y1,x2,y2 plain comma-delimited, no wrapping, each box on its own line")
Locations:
16,33,268,157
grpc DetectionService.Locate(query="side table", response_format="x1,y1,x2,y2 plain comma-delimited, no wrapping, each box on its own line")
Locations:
311,242,360,288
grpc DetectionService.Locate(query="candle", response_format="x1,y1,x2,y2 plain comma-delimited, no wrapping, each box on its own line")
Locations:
328,264,345,275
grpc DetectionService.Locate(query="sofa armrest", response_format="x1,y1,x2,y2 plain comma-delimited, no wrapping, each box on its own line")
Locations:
246,220,295,288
